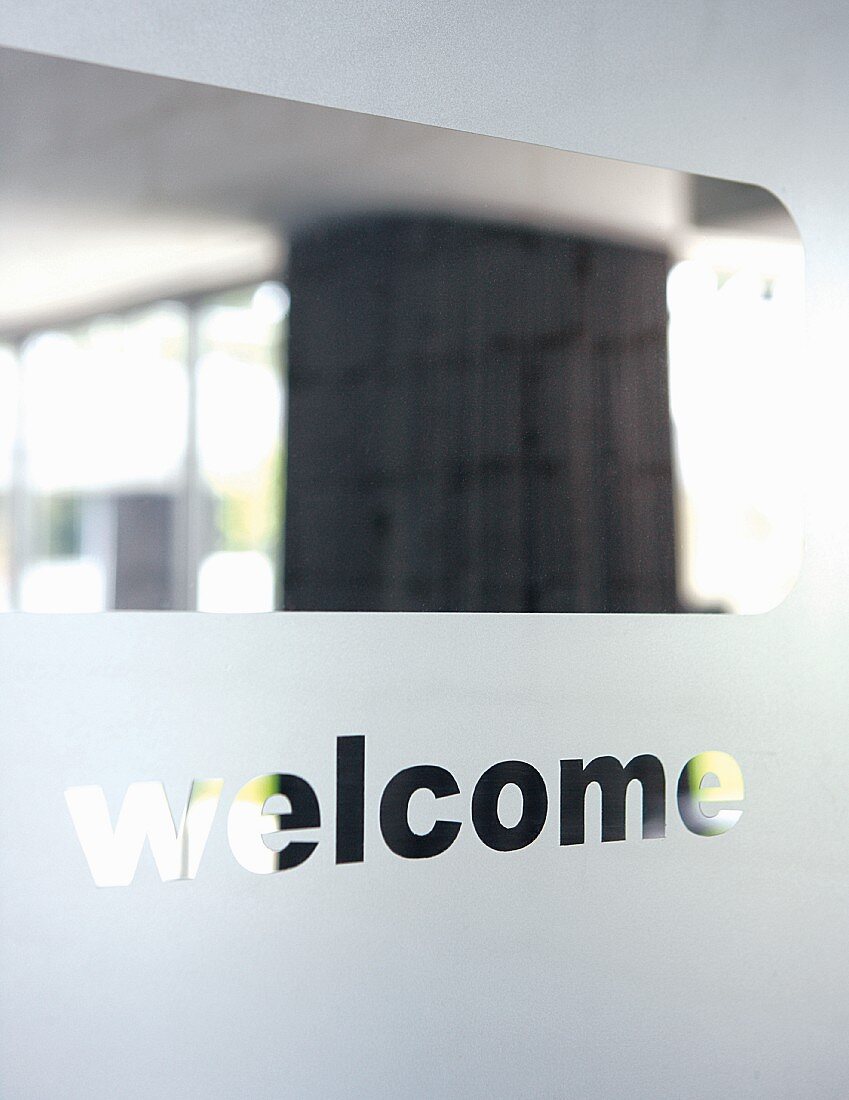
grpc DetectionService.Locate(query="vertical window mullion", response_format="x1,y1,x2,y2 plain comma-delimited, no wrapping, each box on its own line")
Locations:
174,302,203,610
9,340,28,611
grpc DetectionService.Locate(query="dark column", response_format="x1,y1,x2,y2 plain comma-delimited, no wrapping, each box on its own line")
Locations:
283,215,676,612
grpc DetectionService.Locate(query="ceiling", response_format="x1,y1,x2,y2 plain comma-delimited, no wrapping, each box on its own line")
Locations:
0,47,796,332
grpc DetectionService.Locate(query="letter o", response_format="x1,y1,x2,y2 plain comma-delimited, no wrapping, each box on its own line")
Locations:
472,761,548,851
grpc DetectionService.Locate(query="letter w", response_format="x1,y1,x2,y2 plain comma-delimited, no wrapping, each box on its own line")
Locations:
65,780,224,887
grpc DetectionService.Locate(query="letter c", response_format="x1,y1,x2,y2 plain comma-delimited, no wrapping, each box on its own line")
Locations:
379,765,461,859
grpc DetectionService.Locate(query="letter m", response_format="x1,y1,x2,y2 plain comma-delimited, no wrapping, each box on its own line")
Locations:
560,755,665,845
65,780,224,886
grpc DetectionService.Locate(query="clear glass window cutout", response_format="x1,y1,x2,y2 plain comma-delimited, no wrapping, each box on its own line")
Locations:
0,46,804,613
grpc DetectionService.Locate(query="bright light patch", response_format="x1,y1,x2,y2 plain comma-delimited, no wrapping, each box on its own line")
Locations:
667,250,804,613
197,550,275,613
252,282,290,326
20,307,188,493
196,352,281,483
0,345,18,491
19,557,107,612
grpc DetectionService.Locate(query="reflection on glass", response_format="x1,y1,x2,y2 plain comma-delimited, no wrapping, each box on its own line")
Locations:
195,282,287,613
668,252,804,613
0,289,285,610
0,345,15,611
14,305,189,610
0,47,806,613
0,498,10,613
21,307,188,493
